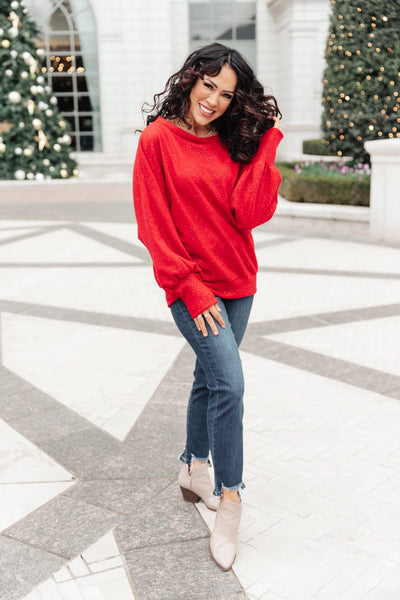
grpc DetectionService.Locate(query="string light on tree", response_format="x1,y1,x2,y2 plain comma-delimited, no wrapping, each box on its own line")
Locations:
321,0,399,162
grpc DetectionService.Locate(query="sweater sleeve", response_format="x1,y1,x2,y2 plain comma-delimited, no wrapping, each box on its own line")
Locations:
133,131,217,318
230,127,283,230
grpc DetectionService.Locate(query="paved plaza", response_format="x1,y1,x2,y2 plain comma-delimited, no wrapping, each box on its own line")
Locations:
1,181,400,600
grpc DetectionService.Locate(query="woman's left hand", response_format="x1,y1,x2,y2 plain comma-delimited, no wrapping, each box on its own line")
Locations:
194,303,226,337
270,116,281,130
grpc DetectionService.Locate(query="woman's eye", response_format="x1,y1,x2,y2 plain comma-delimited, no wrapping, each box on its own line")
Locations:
204,82,213,89
224,94,233,100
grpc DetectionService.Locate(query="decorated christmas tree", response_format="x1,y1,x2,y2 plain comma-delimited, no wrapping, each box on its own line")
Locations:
321,0,400,162
0,0,77,179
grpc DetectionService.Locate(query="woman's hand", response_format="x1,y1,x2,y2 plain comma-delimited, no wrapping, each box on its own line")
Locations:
194,303,226,337
270,116,281,130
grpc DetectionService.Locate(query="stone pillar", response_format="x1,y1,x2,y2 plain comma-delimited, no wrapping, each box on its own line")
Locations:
266,0,330,160
365,138,400,244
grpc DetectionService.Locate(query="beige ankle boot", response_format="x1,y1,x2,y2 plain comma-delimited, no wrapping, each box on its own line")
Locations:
210,500,242,571
178,463,219,511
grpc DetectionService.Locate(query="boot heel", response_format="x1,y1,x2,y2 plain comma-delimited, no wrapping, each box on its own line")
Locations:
180,486,201,503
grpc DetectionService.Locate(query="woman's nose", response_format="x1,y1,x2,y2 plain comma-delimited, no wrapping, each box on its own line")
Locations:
207,91,219,107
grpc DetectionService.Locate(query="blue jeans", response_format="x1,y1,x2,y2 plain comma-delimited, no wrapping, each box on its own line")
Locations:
170,295,253,497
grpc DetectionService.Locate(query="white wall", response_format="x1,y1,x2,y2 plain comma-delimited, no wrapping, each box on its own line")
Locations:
266,0,330,160
257,0,279,102
89,0,189,156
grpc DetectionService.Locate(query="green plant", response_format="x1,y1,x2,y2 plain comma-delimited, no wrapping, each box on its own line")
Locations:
277,161,370,206
321,0,400,162
302,139,336,156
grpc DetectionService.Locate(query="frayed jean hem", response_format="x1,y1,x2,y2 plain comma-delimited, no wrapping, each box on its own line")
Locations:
178,450,211,467
213,481,245,498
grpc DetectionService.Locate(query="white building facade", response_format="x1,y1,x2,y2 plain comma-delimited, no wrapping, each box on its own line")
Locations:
25,0,331,169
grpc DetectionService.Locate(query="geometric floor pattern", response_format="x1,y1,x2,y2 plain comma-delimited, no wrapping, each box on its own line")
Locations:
1,184,400,600
23,531,135,600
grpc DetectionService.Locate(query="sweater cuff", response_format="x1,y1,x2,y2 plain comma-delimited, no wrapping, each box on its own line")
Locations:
256,127,284,165
174,273,217,318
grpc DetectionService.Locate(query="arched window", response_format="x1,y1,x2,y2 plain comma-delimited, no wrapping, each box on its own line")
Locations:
189,0,257,69
25,0,101,152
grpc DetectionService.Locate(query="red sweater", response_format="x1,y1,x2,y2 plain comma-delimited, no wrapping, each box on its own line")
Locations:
133,116,283,318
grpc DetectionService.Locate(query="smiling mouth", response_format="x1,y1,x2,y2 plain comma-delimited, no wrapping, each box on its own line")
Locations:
199,103,215,116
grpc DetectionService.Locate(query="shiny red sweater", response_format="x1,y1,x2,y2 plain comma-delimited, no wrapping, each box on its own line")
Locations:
133,116,283,318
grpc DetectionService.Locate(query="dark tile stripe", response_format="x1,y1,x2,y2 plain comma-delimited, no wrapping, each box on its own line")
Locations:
241,335,400,401
0,535,65,600
0,366,123,477
0,225,65,247
3,496,120,560
69,223,150,262
246,303,400,335
124,538,248,600
0,299,179,337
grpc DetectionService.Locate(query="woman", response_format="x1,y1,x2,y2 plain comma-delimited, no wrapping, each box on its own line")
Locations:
133,42,282,571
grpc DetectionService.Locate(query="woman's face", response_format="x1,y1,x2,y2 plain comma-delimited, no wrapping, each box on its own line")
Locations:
188,64,237,129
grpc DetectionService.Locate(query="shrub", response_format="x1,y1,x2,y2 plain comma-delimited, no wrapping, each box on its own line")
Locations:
277,161,370,206
302,139,336,156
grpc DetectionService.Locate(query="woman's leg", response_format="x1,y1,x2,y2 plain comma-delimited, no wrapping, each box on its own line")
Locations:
223,296,254,348
178,357,210,466
215,295,253,502
170,296,253,497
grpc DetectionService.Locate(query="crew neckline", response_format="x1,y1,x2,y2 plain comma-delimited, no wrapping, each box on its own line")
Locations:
158,116,221,144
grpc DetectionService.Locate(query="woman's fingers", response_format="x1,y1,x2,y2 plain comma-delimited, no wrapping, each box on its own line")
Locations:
267,115,281,129
204,311,218,336
210,303,226,329
194,303,226,337
272,116,281,129
194,313,209,337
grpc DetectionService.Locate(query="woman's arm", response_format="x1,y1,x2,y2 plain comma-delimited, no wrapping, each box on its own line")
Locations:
230,124,283,230
133,130,217,318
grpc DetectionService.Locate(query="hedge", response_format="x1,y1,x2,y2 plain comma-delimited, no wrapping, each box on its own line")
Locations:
302,139,336,156
277,163,370,206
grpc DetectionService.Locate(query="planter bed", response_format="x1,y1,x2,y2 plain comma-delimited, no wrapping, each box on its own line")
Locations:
277,162,370,207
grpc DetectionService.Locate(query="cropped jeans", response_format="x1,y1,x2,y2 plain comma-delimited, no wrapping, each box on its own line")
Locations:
170,295,253,497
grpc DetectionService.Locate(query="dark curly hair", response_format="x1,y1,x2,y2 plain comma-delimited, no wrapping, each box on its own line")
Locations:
141,43,281,163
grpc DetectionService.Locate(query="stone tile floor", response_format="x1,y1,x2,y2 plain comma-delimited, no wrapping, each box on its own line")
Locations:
1,183,400,600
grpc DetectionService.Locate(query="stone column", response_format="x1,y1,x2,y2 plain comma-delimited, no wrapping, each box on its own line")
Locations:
266,0,330,160
365,138,400,244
